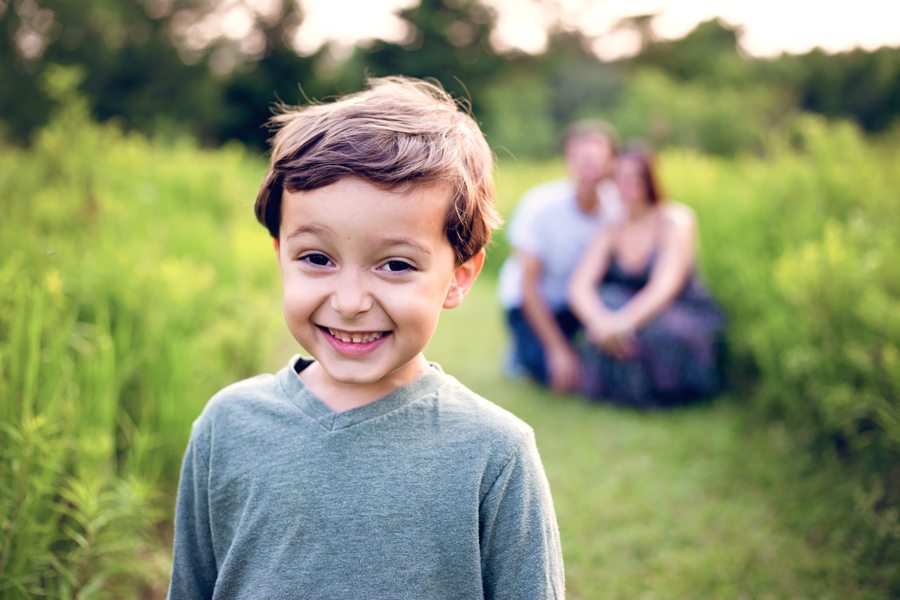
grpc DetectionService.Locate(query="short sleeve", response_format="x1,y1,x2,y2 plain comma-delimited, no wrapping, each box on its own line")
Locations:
167,425,217,599
479,431,565,599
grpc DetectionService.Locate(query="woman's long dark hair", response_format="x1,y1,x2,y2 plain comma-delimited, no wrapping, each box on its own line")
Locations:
620,145,663,205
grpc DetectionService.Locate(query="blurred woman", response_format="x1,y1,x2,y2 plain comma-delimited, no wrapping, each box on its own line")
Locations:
568,146,725,407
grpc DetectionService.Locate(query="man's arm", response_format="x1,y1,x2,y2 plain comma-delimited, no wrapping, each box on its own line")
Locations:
479,430,565,599
520,251,581,392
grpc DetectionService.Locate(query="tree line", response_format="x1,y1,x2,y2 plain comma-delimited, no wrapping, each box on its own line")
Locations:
2,0,899,156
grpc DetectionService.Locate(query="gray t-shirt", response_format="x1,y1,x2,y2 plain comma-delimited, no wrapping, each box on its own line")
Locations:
168,357,564,599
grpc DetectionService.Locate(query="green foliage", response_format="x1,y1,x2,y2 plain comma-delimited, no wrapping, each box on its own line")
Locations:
492,119,900,590
1,68,897,596
0,69,280,596
361,0,504,119
482,70,558,159
535,31,625,128
660,118,900,580
481,34,625,160
670,117,899,441
769,47,900,133
3,1,898,157
430,283,896,598
610,67,792,155
632,18,747,84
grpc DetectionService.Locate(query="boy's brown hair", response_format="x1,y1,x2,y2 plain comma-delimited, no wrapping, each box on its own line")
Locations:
254,76,501,265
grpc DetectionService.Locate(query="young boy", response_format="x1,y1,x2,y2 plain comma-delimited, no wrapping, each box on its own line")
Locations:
168,77,564,599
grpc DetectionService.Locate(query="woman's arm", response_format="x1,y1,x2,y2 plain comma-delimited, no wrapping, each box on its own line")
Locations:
569,225,640,359
616,203,698,331
568,225,616,331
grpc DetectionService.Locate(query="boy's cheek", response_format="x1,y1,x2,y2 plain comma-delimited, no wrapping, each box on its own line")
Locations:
280,283,307,313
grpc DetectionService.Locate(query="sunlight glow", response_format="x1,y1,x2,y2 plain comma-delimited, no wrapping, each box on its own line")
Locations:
489,0,555,54
294,0,900,58
294,0,417,54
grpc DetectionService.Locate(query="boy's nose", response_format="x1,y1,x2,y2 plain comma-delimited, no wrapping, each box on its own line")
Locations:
329,270,373,318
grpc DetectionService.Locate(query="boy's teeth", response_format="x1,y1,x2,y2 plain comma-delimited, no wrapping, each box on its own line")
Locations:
328,328,384,343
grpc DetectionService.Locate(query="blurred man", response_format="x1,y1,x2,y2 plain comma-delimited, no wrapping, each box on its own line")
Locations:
499,120,623,392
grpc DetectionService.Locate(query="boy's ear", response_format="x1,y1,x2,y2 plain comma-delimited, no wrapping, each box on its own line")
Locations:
443,249,485,309
273,237,280,253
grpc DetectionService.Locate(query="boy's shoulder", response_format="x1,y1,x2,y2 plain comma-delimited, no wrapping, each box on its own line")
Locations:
428,369,535,451
190,369,285,434
188,360,535,459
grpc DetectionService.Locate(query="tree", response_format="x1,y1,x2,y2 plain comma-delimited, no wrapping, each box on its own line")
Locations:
630,18,750,85
359,0,504,116
771,47,900,133
1,0,225,142
0,0,321,146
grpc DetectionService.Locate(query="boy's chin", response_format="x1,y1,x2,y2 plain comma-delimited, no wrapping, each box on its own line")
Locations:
318,357,427,388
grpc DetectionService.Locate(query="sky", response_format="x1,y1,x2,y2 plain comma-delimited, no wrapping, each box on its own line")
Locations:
291,0,900,59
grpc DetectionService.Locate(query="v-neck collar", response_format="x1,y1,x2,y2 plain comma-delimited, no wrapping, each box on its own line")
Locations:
277,355,444,432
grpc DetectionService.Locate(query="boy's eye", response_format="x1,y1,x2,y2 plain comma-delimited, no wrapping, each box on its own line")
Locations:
300,253,333,267
381,260,415,273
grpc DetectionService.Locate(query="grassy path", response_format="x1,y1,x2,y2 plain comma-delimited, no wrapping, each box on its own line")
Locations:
415,279,884,599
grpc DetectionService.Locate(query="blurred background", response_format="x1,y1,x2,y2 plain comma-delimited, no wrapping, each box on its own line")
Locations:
1,0,898,597
3,0,900,155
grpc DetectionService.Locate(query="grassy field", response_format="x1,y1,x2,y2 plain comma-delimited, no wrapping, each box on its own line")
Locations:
1,91,897,596
260,272,887,599
417,280,885,599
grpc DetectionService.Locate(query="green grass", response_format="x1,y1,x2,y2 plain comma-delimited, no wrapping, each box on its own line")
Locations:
421,280,888,599
170,268,896,598
2,82,896,596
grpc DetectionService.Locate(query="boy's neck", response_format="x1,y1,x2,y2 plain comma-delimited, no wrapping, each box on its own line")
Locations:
298,355,431,413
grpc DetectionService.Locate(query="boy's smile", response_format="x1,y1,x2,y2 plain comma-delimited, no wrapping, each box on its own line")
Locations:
277,177,482,410
319,326,389,355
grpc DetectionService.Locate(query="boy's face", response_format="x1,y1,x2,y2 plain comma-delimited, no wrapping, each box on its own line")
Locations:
277,177,482,400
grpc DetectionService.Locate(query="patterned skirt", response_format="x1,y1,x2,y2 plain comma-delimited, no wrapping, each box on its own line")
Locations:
579,283,726,408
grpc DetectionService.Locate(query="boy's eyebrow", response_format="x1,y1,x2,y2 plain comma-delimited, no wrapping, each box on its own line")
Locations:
381,237,433,256
285,226,433,256
284,224,327,241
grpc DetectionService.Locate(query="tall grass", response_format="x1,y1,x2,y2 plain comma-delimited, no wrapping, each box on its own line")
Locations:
1,70,897,595
0,69,282,596
428,283,893,598
661,119,900,508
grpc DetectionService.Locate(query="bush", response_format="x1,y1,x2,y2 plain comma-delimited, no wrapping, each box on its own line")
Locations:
2,68,896,595
611,68,792,155
661,116,900,584
0,68,280,597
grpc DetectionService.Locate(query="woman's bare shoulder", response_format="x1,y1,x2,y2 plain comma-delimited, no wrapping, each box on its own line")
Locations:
657,202,698,245
660,202,697,228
